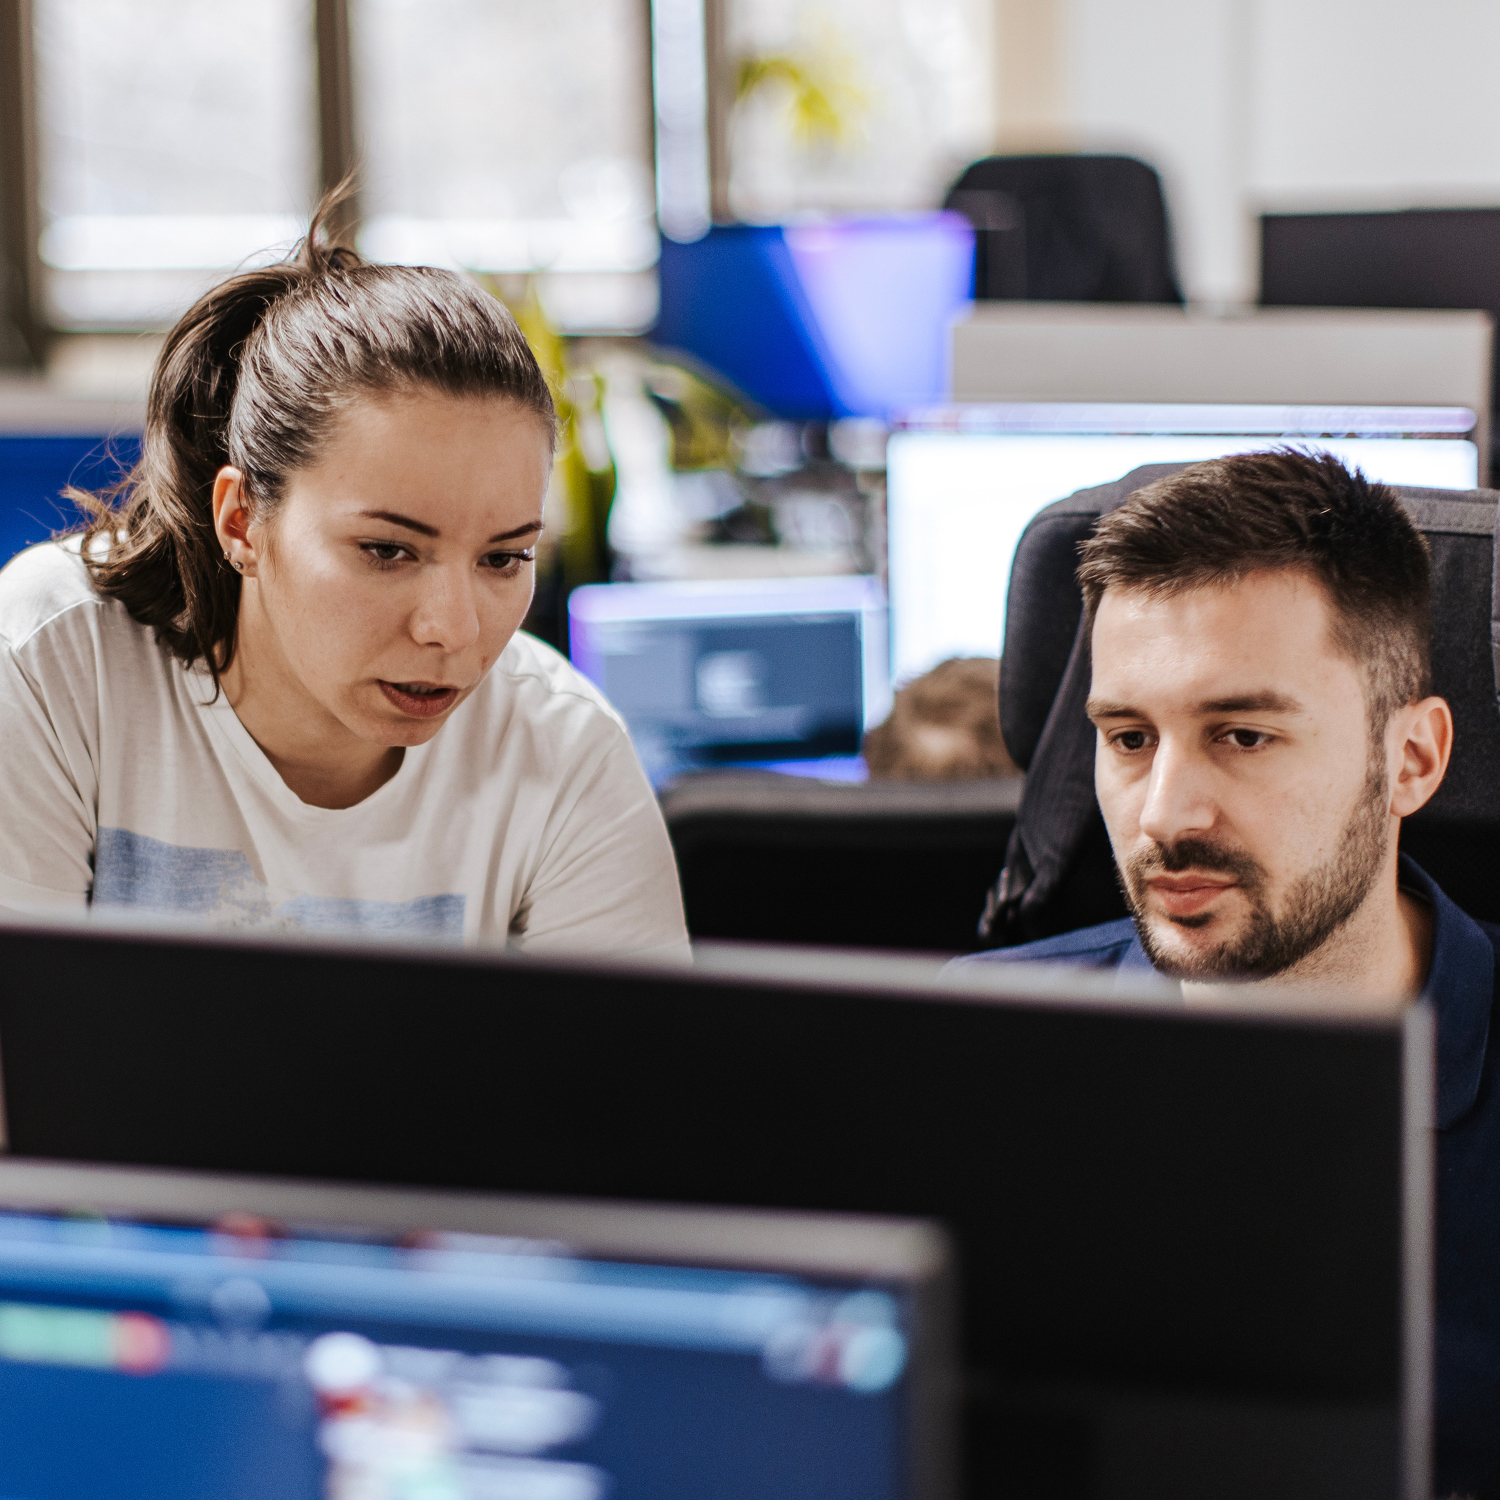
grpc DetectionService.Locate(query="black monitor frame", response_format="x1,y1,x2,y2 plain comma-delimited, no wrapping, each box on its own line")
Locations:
0,918,1434,1499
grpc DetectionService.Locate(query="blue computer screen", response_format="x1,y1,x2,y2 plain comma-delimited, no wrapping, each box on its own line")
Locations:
0,435,141,569
593,613,864,777
0,1207,913,1500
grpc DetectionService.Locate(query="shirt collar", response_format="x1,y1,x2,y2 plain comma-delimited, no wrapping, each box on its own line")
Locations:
1400,855,1494,1129
1113,929,1161,996
1109,855,1493,1127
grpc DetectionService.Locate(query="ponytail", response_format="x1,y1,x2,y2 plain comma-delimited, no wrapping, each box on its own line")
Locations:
76,190,555,688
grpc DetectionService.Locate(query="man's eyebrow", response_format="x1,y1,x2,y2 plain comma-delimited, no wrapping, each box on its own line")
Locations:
357,510,544,544
1085,691,1306,720
1199,691,1304,715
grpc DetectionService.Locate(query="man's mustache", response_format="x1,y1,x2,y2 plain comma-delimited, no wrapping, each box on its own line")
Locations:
1125,837,1265,888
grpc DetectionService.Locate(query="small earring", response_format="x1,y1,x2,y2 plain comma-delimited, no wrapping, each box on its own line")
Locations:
233,561,243,572
222,550,229,559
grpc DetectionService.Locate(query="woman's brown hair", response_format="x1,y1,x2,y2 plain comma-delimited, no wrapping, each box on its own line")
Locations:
76,192,556,689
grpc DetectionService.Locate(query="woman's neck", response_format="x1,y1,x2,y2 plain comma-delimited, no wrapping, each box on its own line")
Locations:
219,617,404,811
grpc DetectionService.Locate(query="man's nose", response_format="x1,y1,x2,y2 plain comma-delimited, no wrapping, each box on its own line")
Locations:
410,567,481,655
1136,737,1219,846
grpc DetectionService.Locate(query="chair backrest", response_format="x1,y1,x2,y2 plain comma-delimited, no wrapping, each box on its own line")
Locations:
987,465,1500,944
660,771,1021,953
944,154,1182,305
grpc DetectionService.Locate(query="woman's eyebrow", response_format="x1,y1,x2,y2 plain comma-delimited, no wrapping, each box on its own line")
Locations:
357,509,543,543
489,520,544,542
359,509,439,537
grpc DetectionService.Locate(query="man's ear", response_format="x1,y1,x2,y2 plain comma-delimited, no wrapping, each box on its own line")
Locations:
1388,695,1453,818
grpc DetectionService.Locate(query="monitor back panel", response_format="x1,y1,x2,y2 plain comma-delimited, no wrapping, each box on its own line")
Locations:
1261,207,1500,423
0,926,1430,1500
947,303,1492,444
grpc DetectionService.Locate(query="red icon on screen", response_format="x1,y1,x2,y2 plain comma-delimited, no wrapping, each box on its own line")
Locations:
113,1312,170,1374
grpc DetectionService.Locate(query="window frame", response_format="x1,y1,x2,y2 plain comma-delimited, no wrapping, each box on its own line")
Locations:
0,0,684,358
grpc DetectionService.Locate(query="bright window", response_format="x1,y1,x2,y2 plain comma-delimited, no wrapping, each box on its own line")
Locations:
33,0,319,328
352,0,657,332
725,0,992,221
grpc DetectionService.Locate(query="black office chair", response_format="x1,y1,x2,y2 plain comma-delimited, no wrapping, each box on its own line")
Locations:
660,770,1022,954
982,464,1500,946
944,154,1182,304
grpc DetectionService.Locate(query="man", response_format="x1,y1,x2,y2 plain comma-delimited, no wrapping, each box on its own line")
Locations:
963,449,1500,1497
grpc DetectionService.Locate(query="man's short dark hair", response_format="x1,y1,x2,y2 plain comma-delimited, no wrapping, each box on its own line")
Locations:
1076,448,1432,728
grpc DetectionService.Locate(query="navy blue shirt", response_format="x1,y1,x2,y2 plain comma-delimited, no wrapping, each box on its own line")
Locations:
961,857,1500,1498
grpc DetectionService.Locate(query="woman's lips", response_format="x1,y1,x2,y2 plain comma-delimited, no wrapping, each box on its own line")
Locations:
1146,874,1239,919
378,681,460,719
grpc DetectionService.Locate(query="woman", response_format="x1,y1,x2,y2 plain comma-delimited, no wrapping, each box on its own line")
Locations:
0,214,689,960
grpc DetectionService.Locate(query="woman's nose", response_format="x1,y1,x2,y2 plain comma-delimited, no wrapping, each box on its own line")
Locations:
411,569,480,654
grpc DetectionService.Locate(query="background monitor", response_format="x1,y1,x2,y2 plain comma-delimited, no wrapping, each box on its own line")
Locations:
568,575,889,784
0,1157,954,1500
653,217,975,421
1261,207,1500,452
885,401,1481,683
0,919,1433,1500
0,385,144,569
946,305,1493,466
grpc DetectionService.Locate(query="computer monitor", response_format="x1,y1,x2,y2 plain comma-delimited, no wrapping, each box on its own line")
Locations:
0,433,140,568
1260,207,1500,433
568,575,889,783
0,917,1432,1499
0,1156,954,1500
885,401,1480,682
654,217,974,421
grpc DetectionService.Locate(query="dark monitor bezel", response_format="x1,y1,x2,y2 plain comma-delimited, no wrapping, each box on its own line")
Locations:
0,914,1434,1500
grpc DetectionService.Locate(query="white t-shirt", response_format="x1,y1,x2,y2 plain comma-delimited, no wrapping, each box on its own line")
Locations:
0,541,690,960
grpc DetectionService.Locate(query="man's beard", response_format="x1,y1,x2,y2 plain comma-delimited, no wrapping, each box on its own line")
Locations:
1120,750,1391,981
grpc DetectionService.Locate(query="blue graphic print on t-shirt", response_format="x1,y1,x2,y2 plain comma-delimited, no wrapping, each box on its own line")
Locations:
92,828,465,937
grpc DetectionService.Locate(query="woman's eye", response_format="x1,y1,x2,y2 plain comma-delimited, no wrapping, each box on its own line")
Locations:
1113,730,1152,753
361,541,408,565
483,549,534,573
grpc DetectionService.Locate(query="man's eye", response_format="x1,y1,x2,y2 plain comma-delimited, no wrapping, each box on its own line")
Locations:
1224,729,1268,749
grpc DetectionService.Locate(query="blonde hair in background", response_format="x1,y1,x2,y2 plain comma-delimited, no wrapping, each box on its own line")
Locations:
863,657,1019,781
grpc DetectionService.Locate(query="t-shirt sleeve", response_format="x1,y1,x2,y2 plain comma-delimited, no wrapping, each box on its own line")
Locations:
508,720,690,964
0,633,98,913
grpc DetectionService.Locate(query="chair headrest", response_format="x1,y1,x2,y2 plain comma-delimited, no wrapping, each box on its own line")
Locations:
999,463,1185,770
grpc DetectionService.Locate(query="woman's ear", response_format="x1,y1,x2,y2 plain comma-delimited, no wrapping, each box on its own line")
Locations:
1389,695,1453,819
212,467,258,578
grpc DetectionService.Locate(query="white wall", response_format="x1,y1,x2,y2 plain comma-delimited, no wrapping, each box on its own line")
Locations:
1067,0,1251,302
1058,0,1500,303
